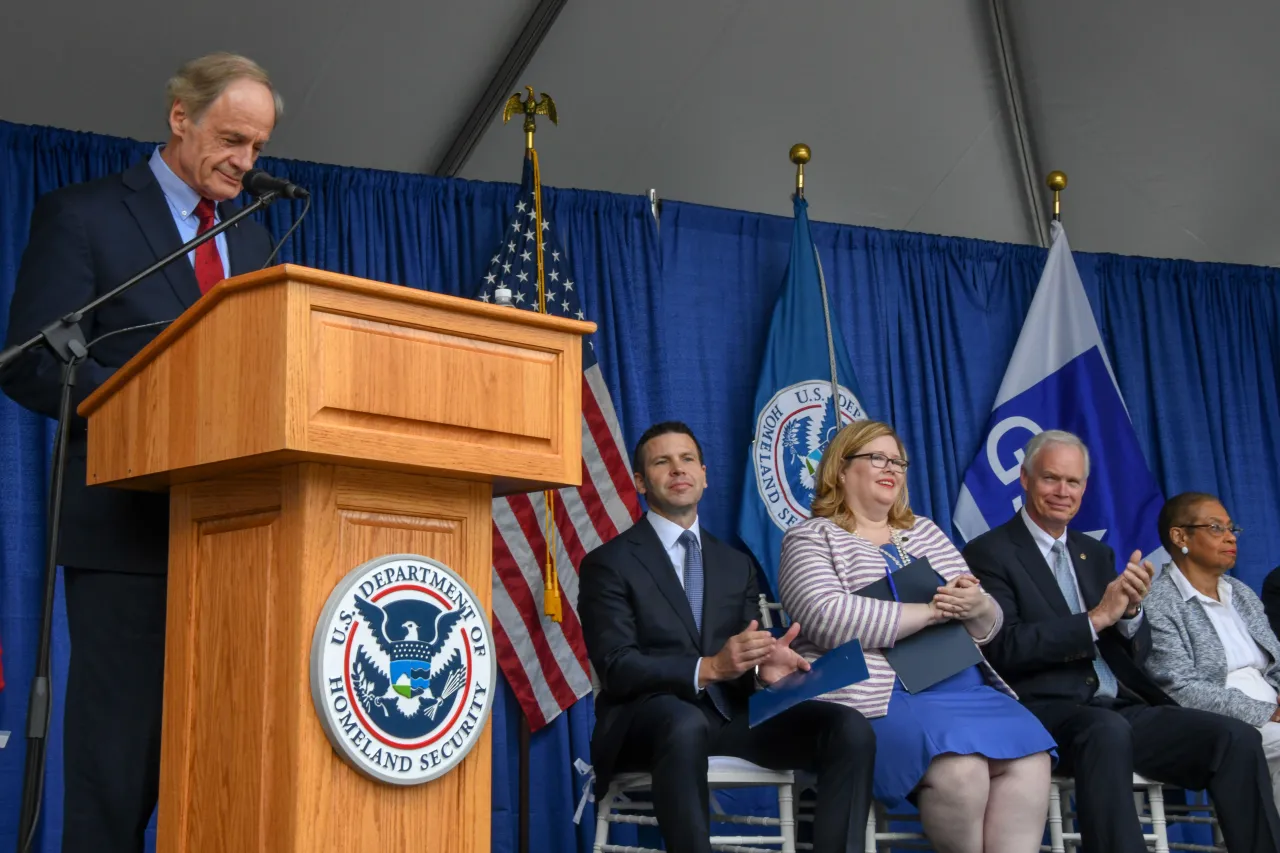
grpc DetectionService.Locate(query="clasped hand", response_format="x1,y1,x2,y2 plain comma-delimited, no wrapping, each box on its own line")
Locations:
930,574,992,623
1090,550,1155,630
699,620,810,688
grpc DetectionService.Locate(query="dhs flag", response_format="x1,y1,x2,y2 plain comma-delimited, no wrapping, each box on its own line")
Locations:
738,197,867,596
953,221,1165,572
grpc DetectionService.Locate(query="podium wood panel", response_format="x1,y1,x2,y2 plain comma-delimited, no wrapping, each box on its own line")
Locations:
79,265,591,495
157,463,492,853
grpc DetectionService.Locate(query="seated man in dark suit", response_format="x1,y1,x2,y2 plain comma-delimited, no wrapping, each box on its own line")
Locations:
1,53,279,853
579,421,875,853
1260,566,1280,641
964,430,1280,853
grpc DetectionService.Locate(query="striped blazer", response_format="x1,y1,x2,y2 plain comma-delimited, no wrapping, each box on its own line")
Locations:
778,515,1013,718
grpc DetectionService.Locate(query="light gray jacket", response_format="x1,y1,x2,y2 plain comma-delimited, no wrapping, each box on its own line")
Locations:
1143,566,1280,727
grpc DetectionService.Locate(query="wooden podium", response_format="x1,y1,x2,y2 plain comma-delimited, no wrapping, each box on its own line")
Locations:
77,265,594,853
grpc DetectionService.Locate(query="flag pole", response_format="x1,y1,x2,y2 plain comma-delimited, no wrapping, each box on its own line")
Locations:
790,142,809,199
519,713,531,853
791,143,843,428
502,85,563,853
1047,170,1067,222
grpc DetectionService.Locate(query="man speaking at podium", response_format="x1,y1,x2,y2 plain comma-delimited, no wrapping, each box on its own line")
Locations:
1,54,279,852
580,422,875,853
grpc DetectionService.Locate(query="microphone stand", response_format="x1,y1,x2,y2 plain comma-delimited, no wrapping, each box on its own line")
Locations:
8,189,281,853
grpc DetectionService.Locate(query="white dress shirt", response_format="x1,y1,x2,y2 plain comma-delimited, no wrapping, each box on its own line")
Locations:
646,511,706,689
647,510,701,588
1021,510,1143,640
148,147,232,279
1168,566,1279,704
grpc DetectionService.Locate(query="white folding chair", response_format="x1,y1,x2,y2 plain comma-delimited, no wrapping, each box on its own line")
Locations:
1163,789,1226,853
758,595,787,630
795,786,928,853
592,756,796,853
1044,773,1168,853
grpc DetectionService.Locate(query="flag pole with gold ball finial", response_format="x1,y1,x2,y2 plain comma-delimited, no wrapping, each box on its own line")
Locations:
789,143,842,426
1047,170,1067,222
790,143,810,199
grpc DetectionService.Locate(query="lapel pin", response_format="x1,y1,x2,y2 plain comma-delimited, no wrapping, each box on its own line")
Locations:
1079,553,1087,560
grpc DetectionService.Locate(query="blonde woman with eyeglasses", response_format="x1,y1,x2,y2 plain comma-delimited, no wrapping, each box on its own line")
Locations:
778,420,1054,853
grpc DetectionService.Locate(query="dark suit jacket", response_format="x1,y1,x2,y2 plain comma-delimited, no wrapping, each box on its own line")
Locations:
579,516,761,791
1260,566,1280,641
963,515,1170,720
1,159,273,574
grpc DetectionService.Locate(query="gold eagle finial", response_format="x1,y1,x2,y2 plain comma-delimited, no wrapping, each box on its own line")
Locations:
503,86,557,148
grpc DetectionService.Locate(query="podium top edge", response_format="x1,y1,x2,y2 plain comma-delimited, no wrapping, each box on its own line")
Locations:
78,264,597,418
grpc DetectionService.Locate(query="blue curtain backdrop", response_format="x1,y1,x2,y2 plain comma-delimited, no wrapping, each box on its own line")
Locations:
658,201,1280,591
2,119,1280,851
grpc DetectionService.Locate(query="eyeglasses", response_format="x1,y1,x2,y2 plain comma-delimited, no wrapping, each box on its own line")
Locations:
846,452,910,473
1181,523,1243,537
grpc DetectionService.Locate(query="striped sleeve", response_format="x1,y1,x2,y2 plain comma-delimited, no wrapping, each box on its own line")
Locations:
909,517,971,580
779,519,902,651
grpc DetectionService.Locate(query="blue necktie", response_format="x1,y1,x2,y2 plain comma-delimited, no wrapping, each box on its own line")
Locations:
680,530,704,633
1051,541,1118,698
680,530,729,719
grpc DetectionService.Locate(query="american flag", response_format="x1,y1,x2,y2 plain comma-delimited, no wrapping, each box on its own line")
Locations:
479,155,641,729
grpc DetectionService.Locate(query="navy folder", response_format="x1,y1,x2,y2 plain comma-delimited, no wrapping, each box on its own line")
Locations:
748,637,870,728
856,557,983,693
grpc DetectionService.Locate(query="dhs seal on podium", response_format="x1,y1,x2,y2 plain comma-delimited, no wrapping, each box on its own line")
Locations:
311,554,496,785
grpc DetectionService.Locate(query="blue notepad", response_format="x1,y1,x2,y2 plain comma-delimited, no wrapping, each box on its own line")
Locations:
748,637,870,728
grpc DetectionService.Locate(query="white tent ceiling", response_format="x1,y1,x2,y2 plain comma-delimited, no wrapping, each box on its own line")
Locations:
2,0,1278,267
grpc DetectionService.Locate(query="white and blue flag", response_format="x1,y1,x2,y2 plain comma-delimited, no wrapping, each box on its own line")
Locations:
953,221,1165,572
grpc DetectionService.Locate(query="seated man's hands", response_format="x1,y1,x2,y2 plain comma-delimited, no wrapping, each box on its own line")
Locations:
699,620,811,688
1092,553,1153,631
1120,550,1155,617
757,622,811,686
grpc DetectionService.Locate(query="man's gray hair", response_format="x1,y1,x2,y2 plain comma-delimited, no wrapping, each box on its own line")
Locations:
165,53,283,125
1022,429,1091,479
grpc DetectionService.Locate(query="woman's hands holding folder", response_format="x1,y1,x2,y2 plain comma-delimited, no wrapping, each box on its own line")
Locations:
932,575,997,639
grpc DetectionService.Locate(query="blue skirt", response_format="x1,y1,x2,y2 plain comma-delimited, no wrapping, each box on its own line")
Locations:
867,665,1056,808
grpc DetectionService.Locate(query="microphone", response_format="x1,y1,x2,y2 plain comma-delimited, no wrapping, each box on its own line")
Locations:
241,168,309,199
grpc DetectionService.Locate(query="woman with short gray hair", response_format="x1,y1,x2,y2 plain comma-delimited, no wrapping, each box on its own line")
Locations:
1143,492,1280,811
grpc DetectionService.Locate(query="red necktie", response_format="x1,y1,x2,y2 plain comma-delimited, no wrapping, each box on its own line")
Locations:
193,198,226,295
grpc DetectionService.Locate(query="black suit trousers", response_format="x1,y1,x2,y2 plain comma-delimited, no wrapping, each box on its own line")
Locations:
615,693,874,853
62,568,167,853
1033,698,1280,853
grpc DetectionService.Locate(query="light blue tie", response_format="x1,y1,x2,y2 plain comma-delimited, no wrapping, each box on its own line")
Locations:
679,530,704,633
1051,541,1118,699
680,530,730,719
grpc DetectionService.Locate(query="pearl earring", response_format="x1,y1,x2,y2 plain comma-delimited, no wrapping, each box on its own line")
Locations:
1181,546,1189,555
